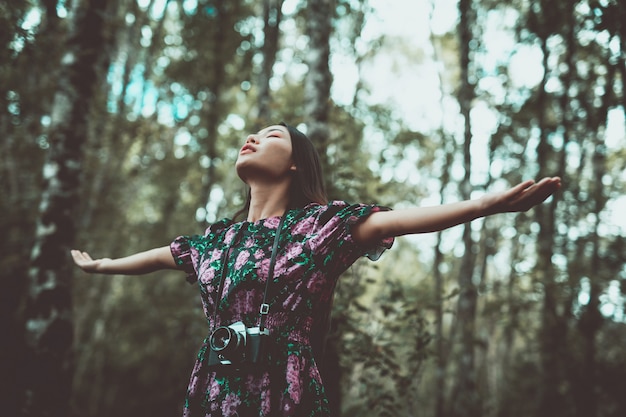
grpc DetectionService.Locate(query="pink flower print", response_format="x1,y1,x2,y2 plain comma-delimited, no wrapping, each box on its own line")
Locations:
224,228,237,245
221,392,242,416
208,378,221,400
258,258,270,281
188,375,199,393
284,242,303,260
263,216,281,229
210,249,223,262
261,388,271,416
232,290,256,313
282,292,303,311
309,364,321,381
244,237,254,248
254,248,264,260
286,354,302,404
199,267,215,285
292,216,316,235
235,250,249,270
244,374,258,392
306,271,325,294
274,256,289,276
318,216,342,242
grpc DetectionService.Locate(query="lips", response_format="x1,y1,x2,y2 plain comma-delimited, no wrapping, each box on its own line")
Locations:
240,144,256,154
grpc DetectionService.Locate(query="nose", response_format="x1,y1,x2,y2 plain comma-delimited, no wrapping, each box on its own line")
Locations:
246,134,259,144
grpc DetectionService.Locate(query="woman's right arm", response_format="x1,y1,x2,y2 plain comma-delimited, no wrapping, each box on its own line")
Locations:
71,246,179,275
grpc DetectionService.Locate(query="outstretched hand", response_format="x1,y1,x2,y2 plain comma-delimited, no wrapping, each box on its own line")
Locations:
481,176,561,215
71,250,110,273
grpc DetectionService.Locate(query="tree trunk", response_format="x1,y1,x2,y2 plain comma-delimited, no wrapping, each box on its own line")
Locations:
433,145,454,417
535,31,565,417
22,1,111,415
575,5,614,413
304,0,334,196
255,0,284,125
449,1,479,416
198,1,229,221
303,1,338,414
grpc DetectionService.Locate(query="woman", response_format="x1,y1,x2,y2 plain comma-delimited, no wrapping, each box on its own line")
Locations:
72,123,561,417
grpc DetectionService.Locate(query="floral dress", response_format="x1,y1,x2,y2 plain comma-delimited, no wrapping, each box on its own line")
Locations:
170,201,393,417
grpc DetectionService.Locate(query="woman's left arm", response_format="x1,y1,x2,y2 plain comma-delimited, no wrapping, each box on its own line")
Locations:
352,176,561,245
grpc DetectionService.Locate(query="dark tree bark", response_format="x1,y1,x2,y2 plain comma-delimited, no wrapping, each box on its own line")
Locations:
22,1,111,415
304,0,334,197
449,1,480,417
198,1,230,220
574,4,618,414
530,2,568,416
255,0,284,125
303,1,338,414
433,144,454,417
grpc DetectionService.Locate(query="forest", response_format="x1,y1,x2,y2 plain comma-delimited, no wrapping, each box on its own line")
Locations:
1,0,625,416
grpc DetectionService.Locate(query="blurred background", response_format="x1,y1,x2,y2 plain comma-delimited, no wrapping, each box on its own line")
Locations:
1,0,625,416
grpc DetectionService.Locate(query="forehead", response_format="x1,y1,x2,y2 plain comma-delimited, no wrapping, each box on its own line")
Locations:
258,125,289,137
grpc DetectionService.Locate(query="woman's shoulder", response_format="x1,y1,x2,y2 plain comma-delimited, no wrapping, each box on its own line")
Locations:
292,201,348,218
290,200,372,226
295,200,380,217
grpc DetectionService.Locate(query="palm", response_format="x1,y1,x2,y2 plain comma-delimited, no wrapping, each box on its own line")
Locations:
71,250,108,273
484,177,561,215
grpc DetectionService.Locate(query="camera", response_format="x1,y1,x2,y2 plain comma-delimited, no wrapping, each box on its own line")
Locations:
207,321,270,367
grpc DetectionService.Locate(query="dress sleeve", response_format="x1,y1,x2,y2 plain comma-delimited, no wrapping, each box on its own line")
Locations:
305,201,394,270
170,219,231,284
170,235,202,284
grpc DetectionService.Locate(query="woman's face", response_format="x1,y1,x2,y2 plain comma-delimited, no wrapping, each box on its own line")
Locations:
235,125,296,183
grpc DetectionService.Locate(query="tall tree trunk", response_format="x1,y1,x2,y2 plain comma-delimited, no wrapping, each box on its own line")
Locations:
303,1,338,414
22,1,110,415
433,145,454,417
198,1,229,221
304,0,334,196
255,0,284,125
575,5,616,412
0,4,67,415
449,1,479,416
535,29,565,417
576,137,606,417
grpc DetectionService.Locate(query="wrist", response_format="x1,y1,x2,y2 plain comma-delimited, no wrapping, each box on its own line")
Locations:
96,258,113,273
476,195,495,218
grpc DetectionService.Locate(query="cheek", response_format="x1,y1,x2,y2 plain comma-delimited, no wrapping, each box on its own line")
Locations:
272,144,294,167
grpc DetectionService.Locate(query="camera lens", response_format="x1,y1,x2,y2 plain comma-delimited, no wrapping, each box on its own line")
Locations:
210,327,234,352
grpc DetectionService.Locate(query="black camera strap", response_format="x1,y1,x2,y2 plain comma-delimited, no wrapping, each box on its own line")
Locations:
212,214,287,332
259,214,287,332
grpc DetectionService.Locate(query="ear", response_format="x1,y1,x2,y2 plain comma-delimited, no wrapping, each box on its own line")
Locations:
289,163,297,172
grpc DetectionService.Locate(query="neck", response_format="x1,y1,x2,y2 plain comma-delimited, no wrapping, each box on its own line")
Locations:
246,181,291,222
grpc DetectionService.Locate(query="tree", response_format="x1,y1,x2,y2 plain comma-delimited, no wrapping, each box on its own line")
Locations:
449,1,480,416
303,0,334,196
255,0,285,124
22,0,113,415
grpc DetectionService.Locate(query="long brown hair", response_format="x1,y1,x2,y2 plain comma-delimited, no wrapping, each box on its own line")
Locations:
233,123,328,220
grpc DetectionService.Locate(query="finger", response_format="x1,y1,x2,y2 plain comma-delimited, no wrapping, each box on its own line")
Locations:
506,179,536,201
71,250,93,264
70,250,83,262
